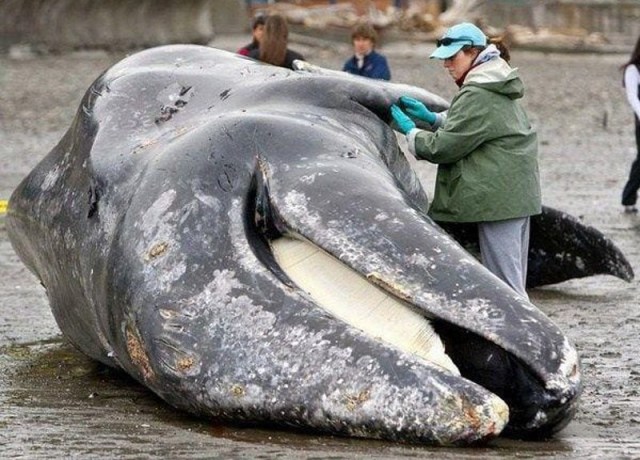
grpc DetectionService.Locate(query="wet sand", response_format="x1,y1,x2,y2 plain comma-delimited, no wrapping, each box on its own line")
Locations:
1,36,639,458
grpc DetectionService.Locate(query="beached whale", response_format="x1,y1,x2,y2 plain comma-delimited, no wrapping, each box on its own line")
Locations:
7,45,627,445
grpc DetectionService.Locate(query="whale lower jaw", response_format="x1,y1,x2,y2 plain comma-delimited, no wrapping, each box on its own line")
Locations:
269,234,582,440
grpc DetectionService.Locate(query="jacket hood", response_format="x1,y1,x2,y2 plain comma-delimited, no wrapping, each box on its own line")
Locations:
464,58,524,100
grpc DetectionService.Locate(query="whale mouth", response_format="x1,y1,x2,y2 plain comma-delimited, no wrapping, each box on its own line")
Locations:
271,235,461,376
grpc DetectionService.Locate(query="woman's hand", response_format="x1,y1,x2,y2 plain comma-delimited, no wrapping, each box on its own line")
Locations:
399,96,437,124
390,105,416,135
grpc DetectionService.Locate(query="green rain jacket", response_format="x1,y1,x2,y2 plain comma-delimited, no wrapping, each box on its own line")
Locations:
407,57,542,223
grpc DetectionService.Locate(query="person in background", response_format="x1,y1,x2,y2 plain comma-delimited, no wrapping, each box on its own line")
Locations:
248,14,304,70
342,23,391,80
389,23,541,299
237,14,267,57
620,35,640,213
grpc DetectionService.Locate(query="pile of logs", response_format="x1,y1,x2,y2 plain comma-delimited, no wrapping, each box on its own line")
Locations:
253,0,611,50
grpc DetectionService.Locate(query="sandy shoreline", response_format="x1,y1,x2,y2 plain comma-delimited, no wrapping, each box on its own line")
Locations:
1,35,639,458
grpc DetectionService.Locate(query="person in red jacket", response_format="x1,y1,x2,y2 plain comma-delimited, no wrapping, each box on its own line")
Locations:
238,15,267,57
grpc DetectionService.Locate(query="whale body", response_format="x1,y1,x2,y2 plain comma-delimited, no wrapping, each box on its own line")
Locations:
9,45,628,445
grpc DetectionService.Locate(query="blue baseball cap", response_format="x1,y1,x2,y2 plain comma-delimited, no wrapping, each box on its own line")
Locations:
430,22,487,60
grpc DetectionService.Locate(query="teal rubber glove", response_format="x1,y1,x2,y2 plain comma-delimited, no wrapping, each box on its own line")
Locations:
390,105,416,135
399,96,437,125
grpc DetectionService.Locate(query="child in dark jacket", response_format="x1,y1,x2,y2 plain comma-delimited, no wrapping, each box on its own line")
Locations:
342,23,391,80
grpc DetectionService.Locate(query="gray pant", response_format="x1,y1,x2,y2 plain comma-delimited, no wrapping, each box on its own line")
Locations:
478,217,530,299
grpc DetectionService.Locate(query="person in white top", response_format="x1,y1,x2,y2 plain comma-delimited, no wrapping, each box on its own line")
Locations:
621,35,640,213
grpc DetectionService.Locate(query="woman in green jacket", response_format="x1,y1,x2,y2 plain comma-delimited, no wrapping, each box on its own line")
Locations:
390,22,541,299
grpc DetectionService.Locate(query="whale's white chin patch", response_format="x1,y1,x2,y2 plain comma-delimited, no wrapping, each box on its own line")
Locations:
271,236,460,375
